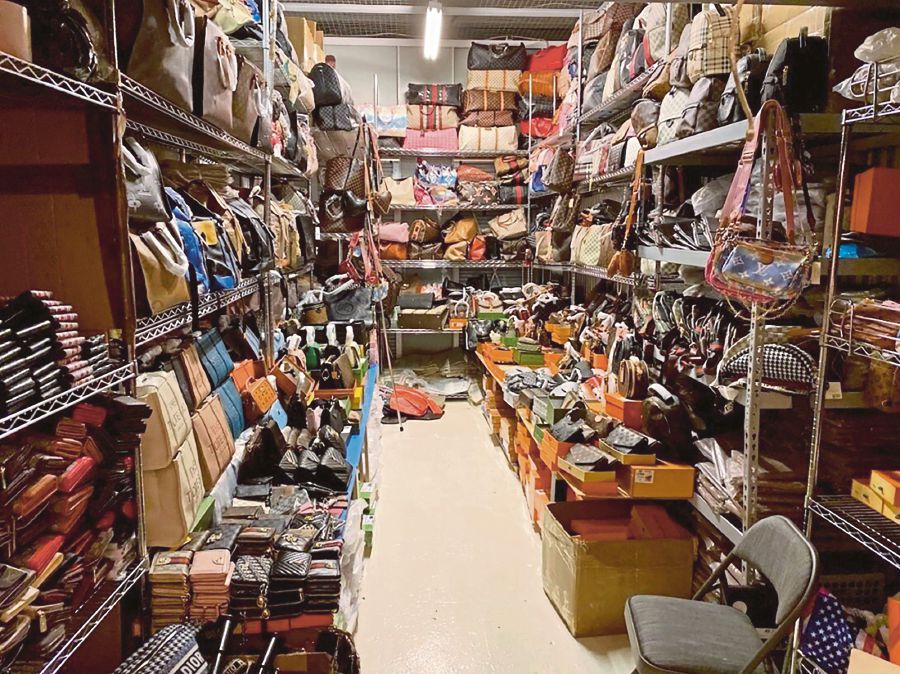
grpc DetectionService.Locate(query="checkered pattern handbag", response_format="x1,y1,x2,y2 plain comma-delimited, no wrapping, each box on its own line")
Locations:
112,624,207,674
686,7,734,84
656,86,691,145
719,338,816,387
638,3,690,66
466,70,521,93
574,225,605,266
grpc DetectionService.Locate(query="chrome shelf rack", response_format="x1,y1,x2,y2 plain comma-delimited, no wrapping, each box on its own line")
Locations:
808,495,900,570
0,51,116,109
388,203,521,212
380,148,529,159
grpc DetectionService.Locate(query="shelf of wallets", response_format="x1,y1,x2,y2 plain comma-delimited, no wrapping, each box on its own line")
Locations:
0,393,149,673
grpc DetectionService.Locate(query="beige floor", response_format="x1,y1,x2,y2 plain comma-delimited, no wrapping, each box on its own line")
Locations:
355,401,633,674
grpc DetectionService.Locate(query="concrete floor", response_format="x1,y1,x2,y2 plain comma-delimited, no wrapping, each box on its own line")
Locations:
355,401,633,674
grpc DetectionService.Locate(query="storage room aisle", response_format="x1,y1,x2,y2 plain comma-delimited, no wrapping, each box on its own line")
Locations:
355,401,632,674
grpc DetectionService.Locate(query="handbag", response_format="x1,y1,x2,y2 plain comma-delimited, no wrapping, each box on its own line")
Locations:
494,155,528,178
528,44,567,72
193,16,237,130
676,76,726,139
607,151,644,278
443,216,478,244
129,223,191,316
314,103,360,131
406,104,460,130
461,110,515,128
718,49,770,125
227,197,275,272
444,241,468,261
112,624,206,674
466,69,521,93
705,101,816,308
215,378,245,438
468,235,487,261
467,42,527,71
379,221,409,243
463,89,517,113
545,149,575,193
500,238,529,261
123,137,170,224
324,282,373,323
406,83,463,107
409,217,441,243
657,86,691,145
864,360,900,413
519,117,557,139
136,370,193,471
534,230,552,263
458,165,493,182
128,0,195,111
459,181,499,206
384,176,416,206
549,194,582,233
489,208,527,241
324,156,365,196
761,33,829,113
516,70,561,99
232,54,265,143
196,328,234,390
309,62,343,107
191,393,235,489
379,241,408,260
638,3,690,66
403,128,458,151
498,184,528,205
409,242,443,260
686,6,734,84
631,98,660,149
174,344,212,412
518,96,556,119
458,126,517,152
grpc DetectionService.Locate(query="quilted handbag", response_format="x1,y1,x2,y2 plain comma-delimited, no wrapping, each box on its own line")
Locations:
406,104,460,130
196,329,234,389
384,176,416,206
462,90,517,113
468,42,527,71
443,216,478,244
136,370,192,471
214,378,246,439
676,76,726,139
409,242,443,260
459,181,499,206
489,208,527,241
520,118,556,138
499,184,528,205
404,128,458,151
309,62,343,107
406,83,463,107
314,103,360,131
112,624,206,674
409,217,441,243
720,342,815,388
458,126,517,152
466,70,521,93
686,6,734,84
657,86,691,145
461,110,515,128
517,71,560,99
528,44,567,72
193,16,237,131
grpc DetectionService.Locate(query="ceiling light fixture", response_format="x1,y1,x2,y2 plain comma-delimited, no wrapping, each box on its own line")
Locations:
423,0,442,60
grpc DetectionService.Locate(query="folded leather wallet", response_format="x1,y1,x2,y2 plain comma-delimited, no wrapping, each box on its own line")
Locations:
221,506,263,521
275,530,313,554
0,564,33,610
234,484,271,503
12,475,59,521
270,551,311,586
201,525,242,553
57,456,96,494
566,443,617,471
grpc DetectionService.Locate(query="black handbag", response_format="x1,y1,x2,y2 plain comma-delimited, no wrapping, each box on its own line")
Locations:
485,235,501,260
314,103,361,131
29,1,100,82
500,237,529,261
398,293,434,309
323,280,374,323
112,624,206,674
406,83,463,107
227,197,275,273
761,33,828,113
641,384,692,461
467,42,527,71
498,184,529,205
318,447,351,492
518,96,556,119
309,62,343,107
718,49,771,125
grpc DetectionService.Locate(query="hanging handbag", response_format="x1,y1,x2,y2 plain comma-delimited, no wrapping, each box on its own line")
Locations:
309,62,343,107
314,103,361,131
545,149,575,193
656,86,691,145
467,42,527,71
705,101,816,309
324,156,365,196
463,89,517,113
403,128,458,151
443,216,478,244
459,181,499,206
489,208,527,241
458,126,517,152
123,137,170,224
676,76,726,139
467,69,521,93
193,16,237,130
718,49,770,125
128,0,196,111
406,104,460,131
761,32,829,113
607,151,644,278
406,83,463,107
686,5,734,84
232,54,265,143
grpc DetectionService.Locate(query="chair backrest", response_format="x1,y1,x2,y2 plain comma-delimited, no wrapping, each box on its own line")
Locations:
734,516,819,624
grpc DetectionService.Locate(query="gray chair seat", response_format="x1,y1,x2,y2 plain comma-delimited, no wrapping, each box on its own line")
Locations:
625,595,765,674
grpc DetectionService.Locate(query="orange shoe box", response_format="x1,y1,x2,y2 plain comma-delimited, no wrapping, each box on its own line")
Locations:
603,391,644,430
851,168,900,237
539,432,576,471
870,470,900,506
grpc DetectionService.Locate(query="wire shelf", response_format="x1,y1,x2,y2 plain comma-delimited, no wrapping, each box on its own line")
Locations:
808,495,900,570
389,203,522,212
380,148,529,159
534,262,639,286
383,327,459,334
11,561,146,674
383,260,520,270
135,277,262,347
580,63,662,125
825,333,900,368
0,362,136,440
844,101,900,125
0,51,116,109
577,164,635,192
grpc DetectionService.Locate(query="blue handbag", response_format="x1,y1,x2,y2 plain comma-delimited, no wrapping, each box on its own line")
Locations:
215,378,245,439
165,188,210,294
178,191,241,291
264,399,288,429
243,327,262,360
197,330,234,389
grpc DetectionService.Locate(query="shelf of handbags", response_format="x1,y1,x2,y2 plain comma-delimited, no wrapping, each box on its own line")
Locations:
579,63,664,127
383,260,520,270
844,100,900,125
12,560,147,674
532,262,642,287
388,203,526,213
0,50,117,110
807,495,900,570
134,277,266,348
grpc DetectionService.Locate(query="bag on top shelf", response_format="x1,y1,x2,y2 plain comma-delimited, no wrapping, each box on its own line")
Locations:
468,42,528,71
406,83,463,107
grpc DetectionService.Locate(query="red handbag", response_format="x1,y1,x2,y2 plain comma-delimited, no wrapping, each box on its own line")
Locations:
403,128,458,151
519,118,557,138
468,235,487,260
528,44,567,72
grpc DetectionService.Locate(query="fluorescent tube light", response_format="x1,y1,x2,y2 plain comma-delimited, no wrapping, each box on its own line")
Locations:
424,0,442,60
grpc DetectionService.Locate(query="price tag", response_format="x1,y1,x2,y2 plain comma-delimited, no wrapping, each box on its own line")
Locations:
825,381,843,400
635,469,655,484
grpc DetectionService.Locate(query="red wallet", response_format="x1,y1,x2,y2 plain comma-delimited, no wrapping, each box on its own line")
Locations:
54,418,87,441
16,535,64,573
57,457,96,494
12,475,58,521
70,403,107,428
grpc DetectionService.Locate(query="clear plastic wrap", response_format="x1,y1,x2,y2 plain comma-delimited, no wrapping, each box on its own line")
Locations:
854,27,900,63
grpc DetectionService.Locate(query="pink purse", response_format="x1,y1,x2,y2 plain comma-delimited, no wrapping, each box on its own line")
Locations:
379,222,410,243
403,128,458,151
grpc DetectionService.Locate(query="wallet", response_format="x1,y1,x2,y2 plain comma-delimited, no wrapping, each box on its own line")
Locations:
0,564,34,610
275,530,313,554
604,426,658,455
221,506,263,521
12,475,59,521
57,456,97,494
201,525,242,553
234,484,271,503
269,551,311,587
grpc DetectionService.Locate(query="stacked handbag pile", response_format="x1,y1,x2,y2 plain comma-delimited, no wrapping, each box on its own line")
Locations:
0,394,148,667
518,45,568,142
119,0,315,171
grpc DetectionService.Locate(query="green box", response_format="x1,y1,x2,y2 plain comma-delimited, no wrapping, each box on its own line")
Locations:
362,513,376,533
477,311,507,320
501,335,518,348
514,350,544,367
353,357,369,385
533,424,546,444
191,496,216,532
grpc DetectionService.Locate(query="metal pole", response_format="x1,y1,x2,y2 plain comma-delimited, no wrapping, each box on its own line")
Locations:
262,157,276,367
664,2,673,54
575,9,584,144
527,73,533,256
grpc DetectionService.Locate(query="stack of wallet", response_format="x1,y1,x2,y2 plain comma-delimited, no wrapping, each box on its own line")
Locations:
149,551,192,632
305,558,341,612
267,550,310,618
229,556,271,619
188,549,233,622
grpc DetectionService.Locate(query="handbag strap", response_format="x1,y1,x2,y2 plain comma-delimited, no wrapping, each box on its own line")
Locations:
620,149,644,248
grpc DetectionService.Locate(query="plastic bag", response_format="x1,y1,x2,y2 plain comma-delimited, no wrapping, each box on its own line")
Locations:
833,60,900,103
854,27,900,63
691,173,734,231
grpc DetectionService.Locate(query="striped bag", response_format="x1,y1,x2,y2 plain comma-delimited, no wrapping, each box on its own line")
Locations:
406,104,460,130
463,89,518,113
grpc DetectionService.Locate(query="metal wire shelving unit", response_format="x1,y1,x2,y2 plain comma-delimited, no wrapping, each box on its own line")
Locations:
807,496,900,570
0,51,117,109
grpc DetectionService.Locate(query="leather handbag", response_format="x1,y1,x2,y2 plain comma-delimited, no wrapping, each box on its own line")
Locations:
518,96,556,119
864,360,900,413
457,165,493,182
631,98,660,148
404,128,458,151
314,103,360,131
495,155,528,177
443,216,478,244
520,117,556,138
409,242,443,260
489,208,527,241
686,6,734,84
409,217,441,243
761,34,829,113
545,149,575,193
500,238,529,261
463,89,517,113
458,126,517,152
123,137,169,223
549,193,582,233
309,62,343,107
517,71,560,98
227,197,275,273
242,376,277,423
468,235,487,261
466,69,521,93
528,44,566,71
325,283,373,323
498,184,528,205
583,5,641,79
324,156,365,196
718,49,770,125
379,241,408,260
534,230,553,263
174,344,212,412
657,86,691,145
214,378,245,439
193,16,237,130
444,241,468,261
406,104,460,130
128,0,195,111
230,358,263,392
607,152,643,277
406,83,463,107
129,224,191,316
191,393,235,489
459,181,499,206
196,328,234,389
461,110,515,128
137,369,193,471
668,24,693,89
232,54,265,143
467,42,527,71
676,76,726,139
384,176,416,206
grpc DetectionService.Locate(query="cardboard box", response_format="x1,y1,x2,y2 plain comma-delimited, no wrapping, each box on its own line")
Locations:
529,455,552,492
534,489,550,528
514,350,544,367
285,16,317,71
871,471,900,506
618,462,695,500
882,500,900,525
542,501,694,636
559,469,620,498
315,30,324,49
599,439,656,466
851,169,900,238
848,649,900,674
398,306,448,330
852,478,884,513
540,432,575,471
604,391,643,430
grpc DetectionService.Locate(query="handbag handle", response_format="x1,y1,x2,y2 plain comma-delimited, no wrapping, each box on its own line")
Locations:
619,149,645,250
216,36,239,91
167,0,195,48
142,222,190,277
122,137,154,178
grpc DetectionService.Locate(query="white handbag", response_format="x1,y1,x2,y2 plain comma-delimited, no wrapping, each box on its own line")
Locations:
383,176,416,206
137,370,193,471
143,435,204,548
489,208,527,240
656,86,691,146
458,125,518,152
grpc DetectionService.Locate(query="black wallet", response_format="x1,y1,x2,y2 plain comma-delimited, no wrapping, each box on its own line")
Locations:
201,525,243,553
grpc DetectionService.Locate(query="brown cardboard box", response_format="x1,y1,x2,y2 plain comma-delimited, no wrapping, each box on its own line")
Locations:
871,471,900,506
542,501,694,637
315,30,324,49
397,306,448,330
618,462,695,500
534,489,550,528
882,500,900,525
848,649,900,674
852,478,884,513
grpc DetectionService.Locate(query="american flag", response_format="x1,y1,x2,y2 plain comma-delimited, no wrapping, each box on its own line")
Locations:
800,590,854,674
